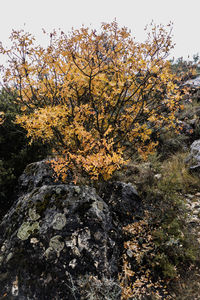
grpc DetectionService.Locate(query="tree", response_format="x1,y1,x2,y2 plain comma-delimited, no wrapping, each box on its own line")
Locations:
0,21,181,182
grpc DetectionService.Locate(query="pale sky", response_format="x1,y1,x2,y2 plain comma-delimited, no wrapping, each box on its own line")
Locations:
0,0,199,61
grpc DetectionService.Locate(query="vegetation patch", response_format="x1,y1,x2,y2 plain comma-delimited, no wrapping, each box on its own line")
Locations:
119,151,200,299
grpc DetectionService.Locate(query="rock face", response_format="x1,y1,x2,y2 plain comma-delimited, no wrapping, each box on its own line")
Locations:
183,76,200,102
18,160,63,193
187,139,200,173
184,76,200,89
0,161,142,299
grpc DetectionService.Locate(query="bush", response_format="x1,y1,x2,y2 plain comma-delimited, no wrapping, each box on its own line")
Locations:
0,21,182,182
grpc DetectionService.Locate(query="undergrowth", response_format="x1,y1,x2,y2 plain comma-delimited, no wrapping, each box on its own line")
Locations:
119,151,200,299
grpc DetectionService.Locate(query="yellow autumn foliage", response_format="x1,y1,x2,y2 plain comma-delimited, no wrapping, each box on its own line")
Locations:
0,21,182,181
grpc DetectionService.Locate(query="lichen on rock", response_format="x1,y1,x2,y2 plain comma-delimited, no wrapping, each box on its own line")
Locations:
28,207,41,221
52,213,67,230
45,235,65,258
0,160,142,298
17,221,40,241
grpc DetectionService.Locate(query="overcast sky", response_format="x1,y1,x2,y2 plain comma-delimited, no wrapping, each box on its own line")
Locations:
0,0,199,61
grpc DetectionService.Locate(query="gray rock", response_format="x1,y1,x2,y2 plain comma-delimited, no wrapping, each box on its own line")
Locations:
182,76,200,102
99,181,142,226
184,76,200,88
0,161,142,299
187,139,200,173
18,160,57,193
18,159,70,193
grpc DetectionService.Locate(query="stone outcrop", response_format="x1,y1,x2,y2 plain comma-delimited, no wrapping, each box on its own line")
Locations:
187,139,200,173
184,76,200,89
18,159,63,193
0,161,142,299
183,75,200,102
177,76,200,142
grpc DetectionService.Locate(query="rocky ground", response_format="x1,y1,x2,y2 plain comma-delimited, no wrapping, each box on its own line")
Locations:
185,192,200,240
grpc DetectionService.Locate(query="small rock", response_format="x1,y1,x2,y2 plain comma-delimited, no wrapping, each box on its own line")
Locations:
154,174,162,180
186,194,194,199
193,210,200,216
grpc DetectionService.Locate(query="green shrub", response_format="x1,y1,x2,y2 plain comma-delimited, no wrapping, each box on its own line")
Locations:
0,89,50,218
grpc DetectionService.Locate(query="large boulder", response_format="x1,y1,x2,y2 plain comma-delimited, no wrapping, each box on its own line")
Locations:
99,181,142,226
18,160,63,193
183,76,200,102
0,161,142,299
187,139,200,173
184,76,200,89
